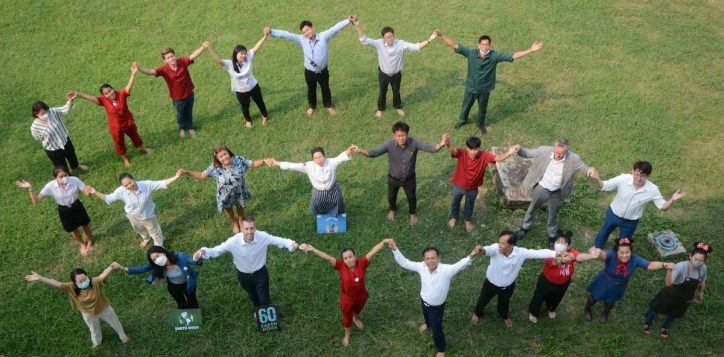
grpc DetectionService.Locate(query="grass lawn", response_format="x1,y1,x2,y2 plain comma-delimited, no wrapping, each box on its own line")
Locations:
1,0,722,356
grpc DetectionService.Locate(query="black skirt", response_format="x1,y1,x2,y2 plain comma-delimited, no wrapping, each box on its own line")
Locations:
58,200,91,232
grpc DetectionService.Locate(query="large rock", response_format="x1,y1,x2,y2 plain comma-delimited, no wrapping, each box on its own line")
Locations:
490,147,534,209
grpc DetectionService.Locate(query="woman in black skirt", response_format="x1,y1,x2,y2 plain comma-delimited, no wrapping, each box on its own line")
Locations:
643,241,711,339
16,166,94,255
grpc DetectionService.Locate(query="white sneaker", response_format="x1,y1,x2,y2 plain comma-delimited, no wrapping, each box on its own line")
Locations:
528,313,537,324
548,310,556,319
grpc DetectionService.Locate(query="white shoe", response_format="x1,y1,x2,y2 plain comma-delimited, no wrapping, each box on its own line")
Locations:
548,310,556,319
528,313,537,324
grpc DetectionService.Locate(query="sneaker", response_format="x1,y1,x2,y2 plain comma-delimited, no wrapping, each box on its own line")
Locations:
480,126,488,134
643,324,652,335
548,310,556,319
515,228,528,241
660,328,669,339
454,122,463,129
528,313,537,324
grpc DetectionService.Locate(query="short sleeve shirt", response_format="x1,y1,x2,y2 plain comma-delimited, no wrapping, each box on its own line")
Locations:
96,89,135,130
542,249,580,285
58,277,110,315
334,256,370,297
222,50,258,93
602,250,650,285
455,47,513,93
39,176,85,207
671,261,707,285
155,56,195,100
450,148,497,190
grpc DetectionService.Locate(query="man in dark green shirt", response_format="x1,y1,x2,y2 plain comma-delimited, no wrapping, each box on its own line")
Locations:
437,31,543,133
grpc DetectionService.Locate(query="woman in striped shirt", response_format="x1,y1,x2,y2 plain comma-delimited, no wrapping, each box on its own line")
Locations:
30,92,88,172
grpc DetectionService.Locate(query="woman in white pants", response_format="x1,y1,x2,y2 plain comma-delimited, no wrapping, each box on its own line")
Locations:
24,264,128,348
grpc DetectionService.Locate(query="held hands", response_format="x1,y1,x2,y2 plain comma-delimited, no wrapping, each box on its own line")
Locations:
671,189,686,201
347,145,359,154
386,238,398,251
587,167,599,179
131,62,138,74
440,133,451,147
192,248,206,262
587,246,603,258
348,15,359,24
298,243,314,252
15,180,32,190
175,169,184,178
469,245,484,258
263,26,271,36
435,29,443,37
202,41,210,49
110,262,123,270
290,242,299,251
429,30,438,42
508,145,520,155
66,91,77,102
81,185,94,196
530,40,544,52
663,262,676,270
264,158,277,167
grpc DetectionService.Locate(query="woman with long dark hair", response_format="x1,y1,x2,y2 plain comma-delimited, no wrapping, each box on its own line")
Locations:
116,245,202,309
206,27,271,128
24,264,128,348
16,166,94,255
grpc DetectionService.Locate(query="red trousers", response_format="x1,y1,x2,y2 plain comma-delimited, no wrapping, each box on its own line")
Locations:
110,124,143,156
340,293,368,328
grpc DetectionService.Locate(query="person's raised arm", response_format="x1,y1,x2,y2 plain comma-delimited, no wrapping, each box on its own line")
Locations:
181,168,209,180
494,145,520,162
136,62,156,76
417,30,438,49
299,243,336,266
15,180,43,204
270,26,303,45
164,169,184,186
96,263,117,282
251,27,271,54
575,247,603,263
125,62,139,94
73,91,100,105
189,41,209,61
436,30,458,49
206,43,224,67
251,159,267,169
352,16,365,39
390,244,419,272
88,186,108,202
648,261,675,271
660,189,686,211
24,271,62,288
512,40,543,60
365,238,392,261
321,16,354,40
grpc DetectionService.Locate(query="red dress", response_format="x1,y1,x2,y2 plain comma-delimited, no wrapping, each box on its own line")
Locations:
334,256,370,327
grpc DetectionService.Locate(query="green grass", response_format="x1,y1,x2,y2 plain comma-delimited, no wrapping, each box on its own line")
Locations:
1,0,722,356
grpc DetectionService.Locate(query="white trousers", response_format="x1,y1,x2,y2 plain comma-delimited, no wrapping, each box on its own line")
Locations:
127,214,164,246
81,306,127,347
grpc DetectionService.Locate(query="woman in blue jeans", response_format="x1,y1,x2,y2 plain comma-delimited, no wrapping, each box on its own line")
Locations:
115,245,202,309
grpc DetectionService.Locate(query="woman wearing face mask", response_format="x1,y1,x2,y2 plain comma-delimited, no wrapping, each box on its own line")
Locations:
16,166,94,255
181,145,269,233
206,27,271,128
30,92,89,172
87,170,183,248
584,237,675,322
24,264,128,348
526,230,602,323
116,245,202,309
268,145,357,217
298,239,392,347
643,241,711,339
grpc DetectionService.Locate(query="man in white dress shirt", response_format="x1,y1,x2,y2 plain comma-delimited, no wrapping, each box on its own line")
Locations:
193,216,298,307
471,231,566,327
590,161,685,248
389,239,483,357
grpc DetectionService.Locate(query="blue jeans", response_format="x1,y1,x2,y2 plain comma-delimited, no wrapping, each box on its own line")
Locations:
421,299,446,352
172,91,195,130
450,184,479,221
594,207,640,248
644,309,675,328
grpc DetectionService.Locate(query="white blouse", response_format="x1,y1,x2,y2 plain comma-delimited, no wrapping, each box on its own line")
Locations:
39,176,85,207
279,152,350,190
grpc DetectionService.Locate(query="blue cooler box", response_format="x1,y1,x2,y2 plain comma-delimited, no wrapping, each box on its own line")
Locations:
316,213,347,234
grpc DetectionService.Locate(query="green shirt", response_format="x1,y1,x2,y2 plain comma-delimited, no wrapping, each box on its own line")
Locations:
455,46,513,93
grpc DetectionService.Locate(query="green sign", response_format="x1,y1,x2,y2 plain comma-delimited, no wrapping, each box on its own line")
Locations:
169,309,202,331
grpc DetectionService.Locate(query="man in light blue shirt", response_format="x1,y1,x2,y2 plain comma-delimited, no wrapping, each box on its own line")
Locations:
271,16,355,116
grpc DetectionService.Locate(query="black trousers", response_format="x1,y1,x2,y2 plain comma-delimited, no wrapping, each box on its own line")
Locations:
167,281,199,309
388,175,417,214
421,299,447,352
235,84,268,121
528,274,570,317
45,137,79,170
474,279,516,319
236,266,270,307
304,67,332,109
378,68,402,111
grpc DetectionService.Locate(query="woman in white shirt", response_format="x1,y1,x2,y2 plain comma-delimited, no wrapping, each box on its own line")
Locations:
207,28,271,128
16,166,94,255
270,145,357,216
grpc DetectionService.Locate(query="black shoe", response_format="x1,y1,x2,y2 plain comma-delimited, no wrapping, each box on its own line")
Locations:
454,122,463,129
480,127,488,134
515,229,528,241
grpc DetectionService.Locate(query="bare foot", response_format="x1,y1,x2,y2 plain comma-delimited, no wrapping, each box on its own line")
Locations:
122,158,131,167
75,164,89,172
409,214,419,226
79,245,88,256
352,317,364,330
436,352,446,357
86,241,94,252
140,147,152,154
188,129,197,137
447,218,456,229
471,313,480,324
375,110,383,118
262,116,268,126
326,107,337,115
342,334,350,347
418,323,428,333
245,121,252,128
232,221,240,234
386,210,395,221
140,239,151,248
179,130,186,138
504,318,513,327
465,221,474,233
121,335,130,343
396,109,406,117
306,107,315,116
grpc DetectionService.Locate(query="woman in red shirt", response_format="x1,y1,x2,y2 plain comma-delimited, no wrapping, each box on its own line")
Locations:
299,239,392,347
527,230,602,323
75,62,151,167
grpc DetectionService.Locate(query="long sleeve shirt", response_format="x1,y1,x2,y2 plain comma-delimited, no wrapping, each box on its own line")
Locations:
201,230,296,273
279,152,350,190
483,243,556,287
104,180,167,219
359,36,420,75
602,174,666,220
271,18,351,71
365,137,437,180
393,249,472,306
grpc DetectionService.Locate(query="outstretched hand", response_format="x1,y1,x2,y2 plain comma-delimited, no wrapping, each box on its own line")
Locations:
671,189,686,201
508,145,520,154
66,91,77,101
531,40,543,52
131,62,138,74
263,26,271,36
25,271,42,282
192,249,205,262
299,243,314,252
264,158,277,167
386,239,398,250
15,180,31,189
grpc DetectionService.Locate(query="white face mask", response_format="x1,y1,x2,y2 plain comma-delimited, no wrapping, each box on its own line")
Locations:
39,113,49,120
58,177,68,185
154,255,168,267
691,259,704,268
554,243,568,253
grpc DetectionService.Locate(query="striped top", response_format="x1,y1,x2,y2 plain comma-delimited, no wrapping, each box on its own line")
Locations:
30,102,72,151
